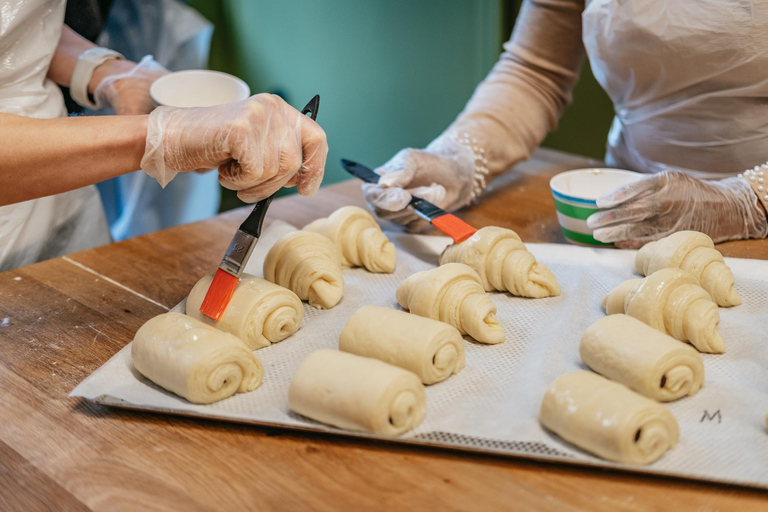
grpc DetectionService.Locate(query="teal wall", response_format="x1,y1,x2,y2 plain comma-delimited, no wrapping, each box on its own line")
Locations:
189,0,614,211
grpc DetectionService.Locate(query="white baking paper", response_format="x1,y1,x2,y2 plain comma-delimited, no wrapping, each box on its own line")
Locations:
71,221,768,488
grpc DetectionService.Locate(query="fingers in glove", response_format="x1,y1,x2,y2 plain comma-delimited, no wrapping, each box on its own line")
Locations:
593,221,673,244
233,169,293,203
595,173,663,208
295,115,328,196
376,148,419,188
362,183,412,212
587,201,661,229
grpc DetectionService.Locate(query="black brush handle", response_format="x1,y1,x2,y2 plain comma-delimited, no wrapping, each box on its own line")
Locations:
238,95,321,237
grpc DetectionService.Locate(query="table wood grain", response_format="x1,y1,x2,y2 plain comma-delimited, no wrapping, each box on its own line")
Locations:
1,148,767,511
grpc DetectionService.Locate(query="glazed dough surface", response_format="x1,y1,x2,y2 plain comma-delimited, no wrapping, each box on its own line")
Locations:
603,268,725,353
263,231,344,309
396,263,504,344
540,371,679,465
635,230,740,307
288,350,426,436
580,315,704,401
131,312,263,404
439,226,560,298
304,206,396,273
186,273,303,350
339,305,465,384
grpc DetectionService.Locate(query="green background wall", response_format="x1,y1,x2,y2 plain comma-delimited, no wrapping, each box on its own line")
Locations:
188,0,615,211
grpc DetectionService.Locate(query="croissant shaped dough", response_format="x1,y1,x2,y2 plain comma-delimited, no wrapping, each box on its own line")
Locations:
439,226,560,298
304,206,396,273
264,231,344,309
396,262,504,344
635,231,740,307
339,305,465,384
186,273,303,350
540,371,680,465
603,268,725,354
580,315,704,402
131,313,263,404
288,350,426,436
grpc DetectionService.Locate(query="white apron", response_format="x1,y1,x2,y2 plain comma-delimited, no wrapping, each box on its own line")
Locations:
0,0,111,271
583,0,768,179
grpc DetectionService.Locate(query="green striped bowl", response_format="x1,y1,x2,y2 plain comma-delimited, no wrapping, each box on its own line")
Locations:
549,169,642,246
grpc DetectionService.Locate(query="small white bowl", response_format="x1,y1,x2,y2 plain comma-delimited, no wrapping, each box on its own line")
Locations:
550,168,643,246
151,70,250,108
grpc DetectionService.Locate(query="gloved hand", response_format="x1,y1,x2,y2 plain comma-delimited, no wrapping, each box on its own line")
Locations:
140,93,328,201
362,134,480,231
94,55,168,115
587,170,768,249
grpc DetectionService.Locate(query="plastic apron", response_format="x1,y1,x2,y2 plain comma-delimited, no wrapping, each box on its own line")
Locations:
0,0,111,271
94,0,217,241
583,0,768,179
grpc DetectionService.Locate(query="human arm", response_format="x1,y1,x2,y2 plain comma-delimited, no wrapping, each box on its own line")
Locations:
0,94,328,206
586,171,768,249
364,0,586,230
0,113,147,206
48,25,168,115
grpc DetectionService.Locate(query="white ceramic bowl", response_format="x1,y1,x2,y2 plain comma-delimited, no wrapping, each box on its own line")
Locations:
150,70,250,108
549,168,643,246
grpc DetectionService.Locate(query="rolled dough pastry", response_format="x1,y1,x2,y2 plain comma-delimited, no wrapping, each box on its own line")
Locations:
396,263,504,344
540,371,679,465
339,305,465,384
439,226,560,298
303,206,396,273
580,315,704,401
131,312,263,404
603,268,725,353
263,231,344,309
288,349,426,436
635,230,740,307
186,273,303,350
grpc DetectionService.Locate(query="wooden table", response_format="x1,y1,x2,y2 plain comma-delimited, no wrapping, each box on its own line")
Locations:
1,148,767,511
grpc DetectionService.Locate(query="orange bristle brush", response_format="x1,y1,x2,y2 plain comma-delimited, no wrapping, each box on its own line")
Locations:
200,95,321,320
340,159,477,244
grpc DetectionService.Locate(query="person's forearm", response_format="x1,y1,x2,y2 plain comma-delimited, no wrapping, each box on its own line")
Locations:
0,113,147,206
448,0,586,178
48,25,136,95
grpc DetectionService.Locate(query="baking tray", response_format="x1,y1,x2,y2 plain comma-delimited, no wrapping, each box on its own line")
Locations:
72,222,768,489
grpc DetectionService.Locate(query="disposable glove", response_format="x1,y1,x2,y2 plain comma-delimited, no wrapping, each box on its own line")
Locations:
362,134,481,231
94,55,168,115
140,93,328,201
587,171,768,249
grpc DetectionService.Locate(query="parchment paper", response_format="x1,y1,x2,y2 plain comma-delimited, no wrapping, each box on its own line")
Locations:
71,222,768,488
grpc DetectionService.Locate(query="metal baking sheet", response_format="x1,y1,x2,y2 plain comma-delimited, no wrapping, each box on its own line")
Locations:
72,222,768,489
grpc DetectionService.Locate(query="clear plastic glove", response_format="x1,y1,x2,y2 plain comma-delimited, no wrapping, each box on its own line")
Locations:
93,55,169,115
362,135,477,231
587,171,768,249
140,93,328,201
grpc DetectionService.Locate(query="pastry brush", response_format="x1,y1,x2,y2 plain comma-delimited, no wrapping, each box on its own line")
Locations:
340,159,477,244
199,95,320,321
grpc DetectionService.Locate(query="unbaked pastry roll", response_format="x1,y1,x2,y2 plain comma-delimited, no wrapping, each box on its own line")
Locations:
603,268,725,353
131,312,263,404
186,273,303,350
635,230,740,307
263,231,344,309
540,371,679,465
396,263,504,344
339,305,465,384
288,350,426,436
304,206,396,273
580,315,704,401
439,226,560,298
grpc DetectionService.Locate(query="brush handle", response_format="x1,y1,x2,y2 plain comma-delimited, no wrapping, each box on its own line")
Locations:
238,194,276,237
237,96,321,237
